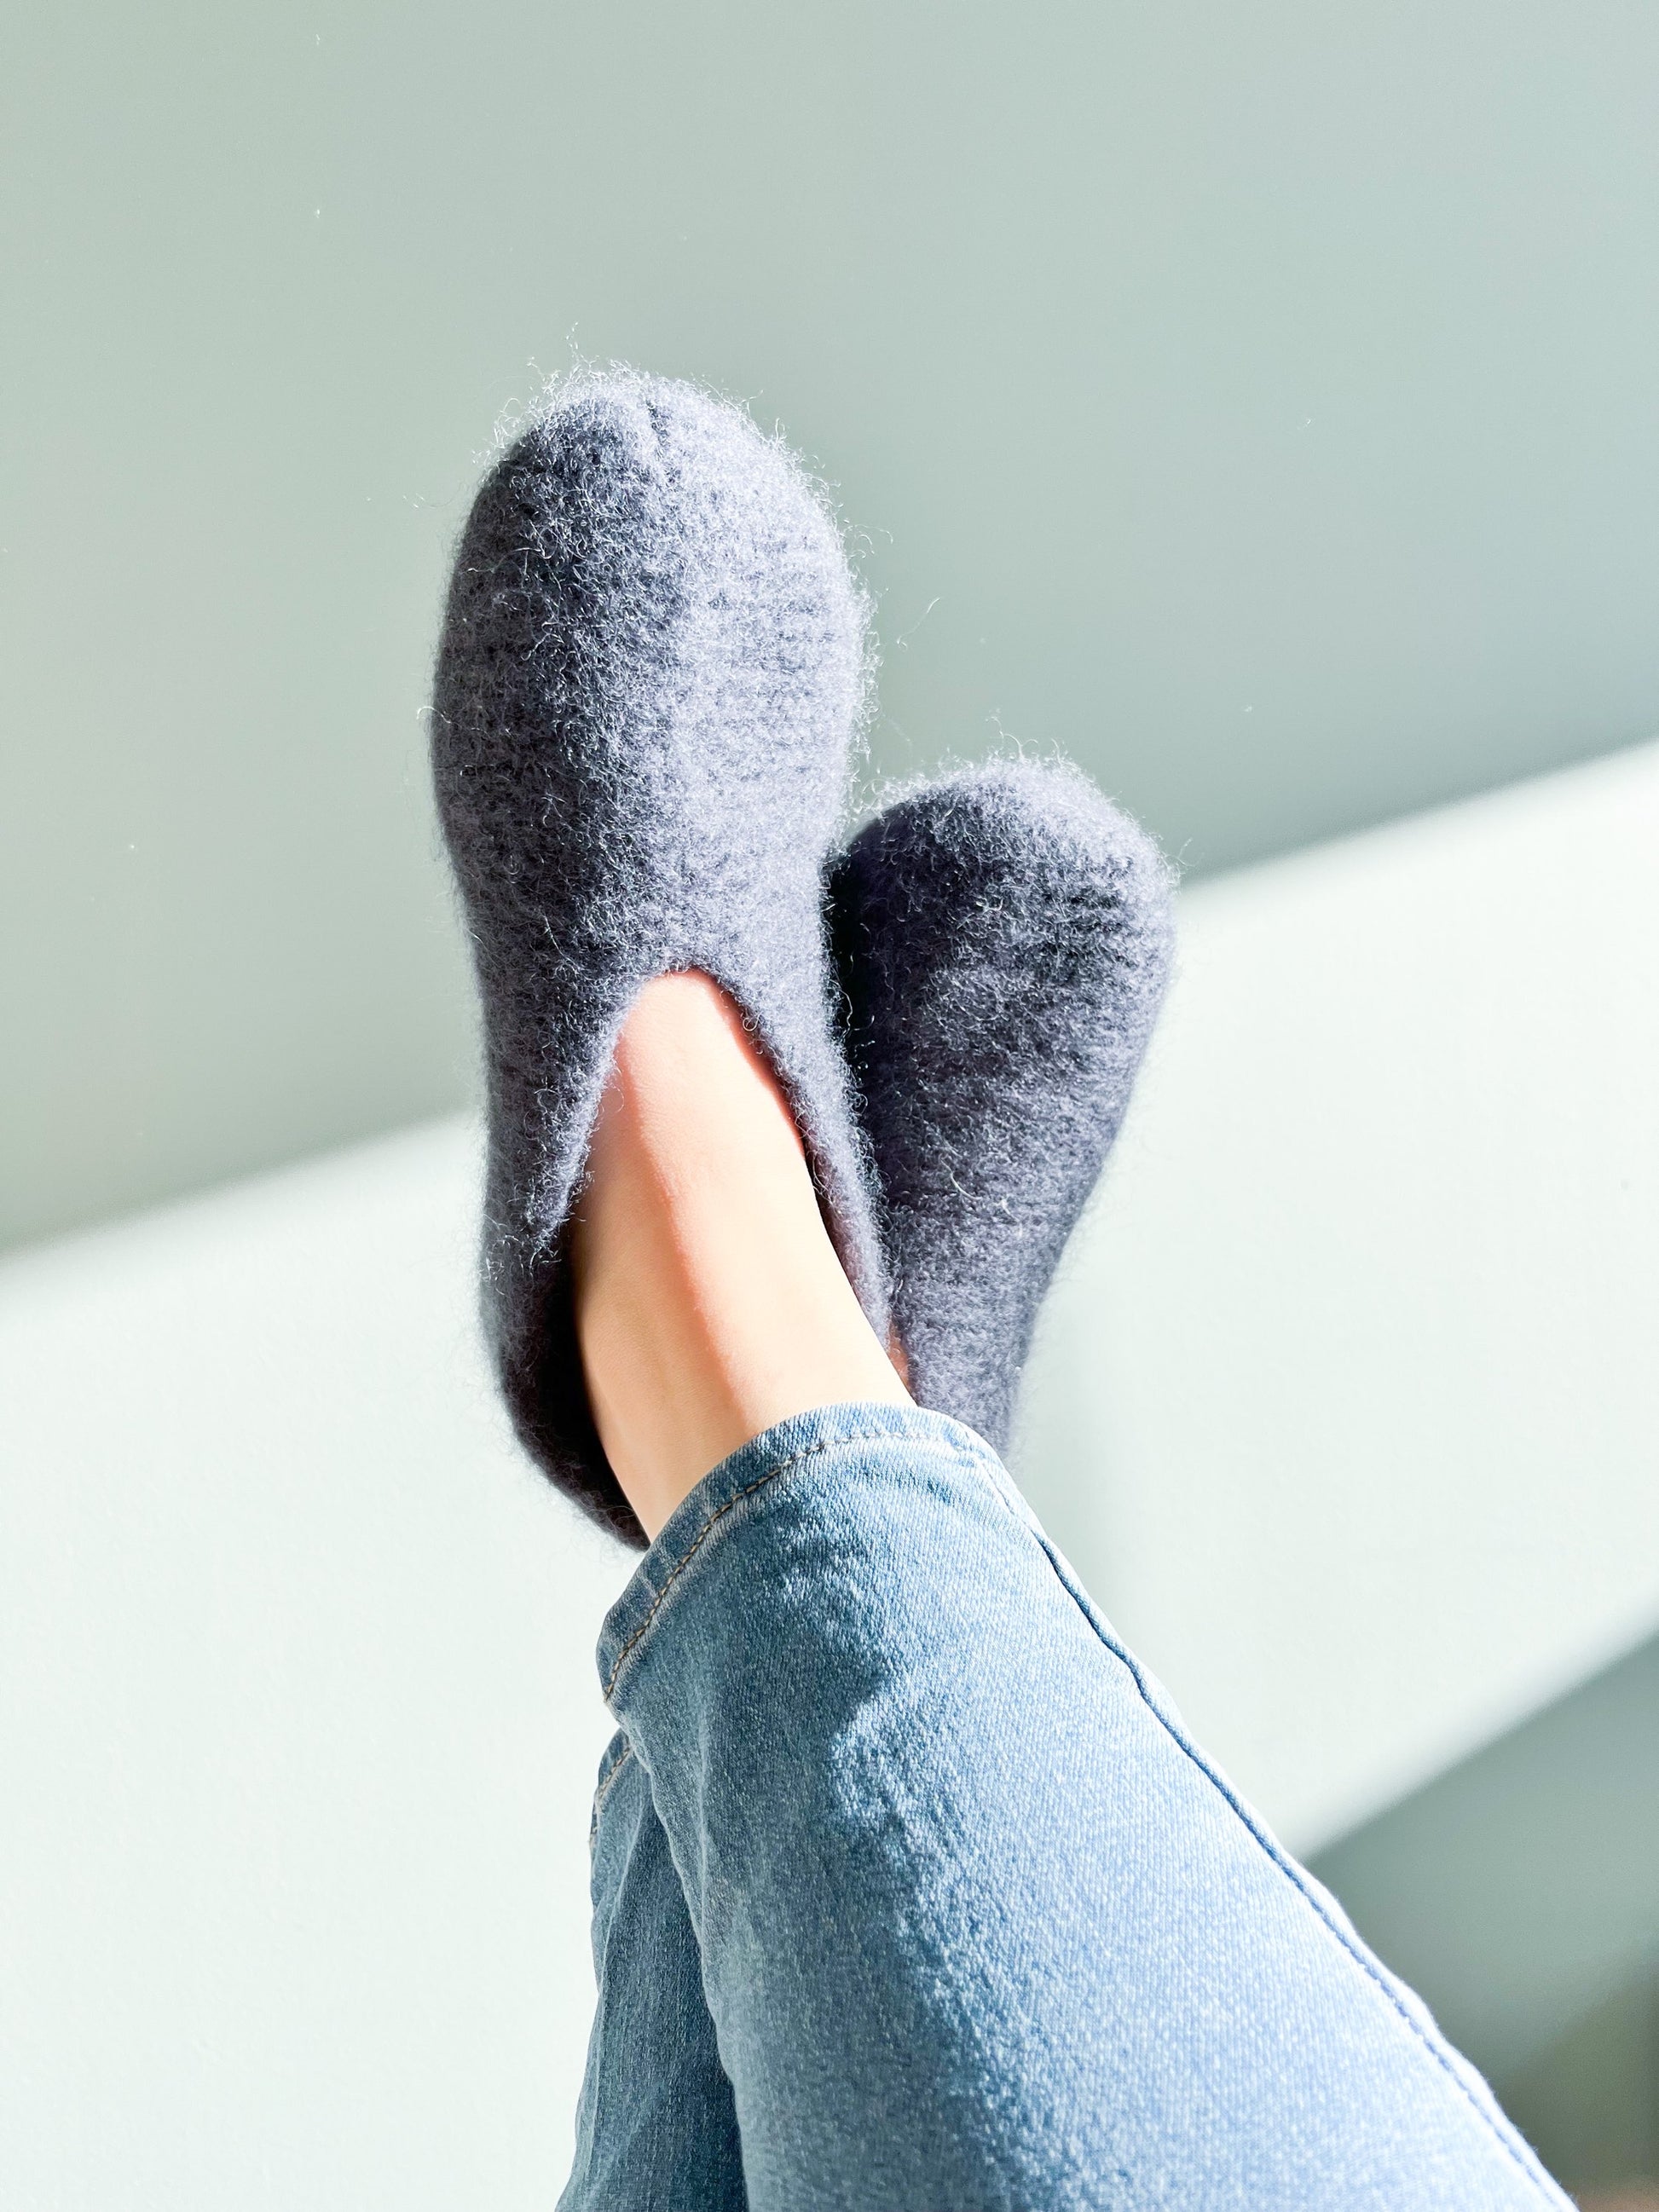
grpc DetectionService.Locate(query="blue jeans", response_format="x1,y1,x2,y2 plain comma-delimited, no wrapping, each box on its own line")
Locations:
560,1405,1564,2210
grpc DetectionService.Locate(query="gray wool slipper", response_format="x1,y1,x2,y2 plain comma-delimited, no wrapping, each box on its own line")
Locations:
431,370,887,1545
828,755,1176,1453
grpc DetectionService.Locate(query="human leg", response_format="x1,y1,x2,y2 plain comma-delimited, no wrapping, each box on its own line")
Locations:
599,1405,1562,2212
433,372,1563,2208
574,980,1565,2212
563,759,1176,2206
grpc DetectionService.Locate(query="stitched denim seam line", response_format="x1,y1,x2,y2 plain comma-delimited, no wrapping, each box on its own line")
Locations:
588,1740,637,1845
602,1435,846,1700
988,1476,1558,2202
604,1428,986,1701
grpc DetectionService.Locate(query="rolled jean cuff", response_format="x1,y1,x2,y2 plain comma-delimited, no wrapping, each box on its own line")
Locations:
597,1400,1002,1703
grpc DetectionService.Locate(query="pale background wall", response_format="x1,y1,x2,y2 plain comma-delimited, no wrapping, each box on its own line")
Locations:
1018,740,1659,1853
3,746,1655,2206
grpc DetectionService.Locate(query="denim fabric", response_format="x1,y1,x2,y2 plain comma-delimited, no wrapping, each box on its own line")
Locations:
572,1403,1566,2211
560,1732,746,2210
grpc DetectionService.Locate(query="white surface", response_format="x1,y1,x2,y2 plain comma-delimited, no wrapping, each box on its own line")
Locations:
3,747,1656,2203
0,1129,628,2212
1020,740,1659,1851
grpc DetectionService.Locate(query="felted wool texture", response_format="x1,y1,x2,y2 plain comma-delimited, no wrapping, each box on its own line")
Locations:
432,370,887,1546
829,757,1175,1453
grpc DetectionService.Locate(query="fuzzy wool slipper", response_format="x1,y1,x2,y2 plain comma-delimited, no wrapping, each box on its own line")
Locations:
432,372,887,1545
829,756,1175,1453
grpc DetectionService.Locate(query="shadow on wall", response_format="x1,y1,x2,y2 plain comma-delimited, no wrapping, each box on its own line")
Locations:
12,1,1659,1252
1506,1976,1659,2207
1310,1633,1659,2201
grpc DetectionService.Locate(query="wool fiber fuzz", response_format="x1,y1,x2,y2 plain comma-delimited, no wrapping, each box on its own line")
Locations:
829,759,1176,1453
432,371,887,1545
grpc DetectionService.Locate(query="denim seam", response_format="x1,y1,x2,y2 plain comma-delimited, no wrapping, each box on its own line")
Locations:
588,1739,636,1848
990,1475,1561,2203
603,1435,847,1700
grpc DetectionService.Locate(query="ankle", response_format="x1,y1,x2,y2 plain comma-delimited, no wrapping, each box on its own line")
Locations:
572,974,907,1539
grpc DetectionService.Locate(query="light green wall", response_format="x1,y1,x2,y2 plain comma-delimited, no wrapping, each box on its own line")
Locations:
1501,1972,1659,2195
8,0,1659,1245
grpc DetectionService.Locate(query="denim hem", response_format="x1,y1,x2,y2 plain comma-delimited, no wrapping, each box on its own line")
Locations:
597,1400,996,1701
